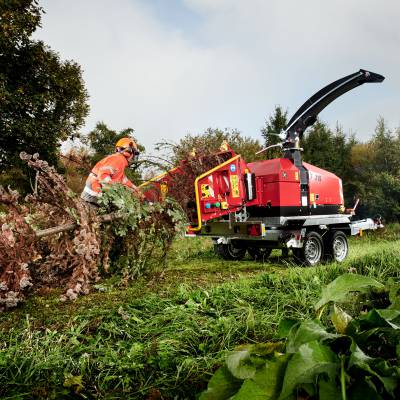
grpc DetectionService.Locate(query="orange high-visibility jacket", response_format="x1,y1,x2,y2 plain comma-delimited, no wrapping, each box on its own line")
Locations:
81,153,134,203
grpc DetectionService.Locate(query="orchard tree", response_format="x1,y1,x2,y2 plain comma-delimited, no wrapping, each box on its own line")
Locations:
0,0,89,173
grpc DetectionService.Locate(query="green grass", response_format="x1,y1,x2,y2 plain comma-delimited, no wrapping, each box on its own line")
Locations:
1,229,400,399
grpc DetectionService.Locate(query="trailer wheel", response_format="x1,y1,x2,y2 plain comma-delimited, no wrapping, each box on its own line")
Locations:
214,243,247,260
326,231,348,262
294,231,324,266
248,247,272,261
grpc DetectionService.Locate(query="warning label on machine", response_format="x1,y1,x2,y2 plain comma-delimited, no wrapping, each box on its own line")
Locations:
230,175,240,198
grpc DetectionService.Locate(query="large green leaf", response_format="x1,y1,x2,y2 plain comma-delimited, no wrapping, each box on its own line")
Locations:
226,349,257,380
358,309,400,329
315,274,384,311
348,341,374,369
378,309,400,323
286,320,338,353
248,342,286,362
251,355,288,392
348,341,398,397
199,366,242,400
232,354,288,400
278,340,339,400
318,377,341,400
348,377,383,400
276,318,298,339
331,304,353,334
231,379,271,400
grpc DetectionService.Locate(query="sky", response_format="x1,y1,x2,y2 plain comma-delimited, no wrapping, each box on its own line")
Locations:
35,0,400,151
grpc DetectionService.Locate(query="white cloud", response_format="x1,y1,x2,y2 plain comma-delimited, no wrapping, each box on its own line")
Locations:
36,0,400,152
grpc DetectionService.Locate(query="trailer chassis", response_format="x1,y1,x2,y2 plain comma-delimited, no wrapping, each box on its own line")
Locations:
191,214,382,266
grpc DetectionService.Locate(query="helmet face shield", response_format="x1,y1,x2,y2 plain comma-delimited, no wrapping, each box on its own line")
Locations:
115,137,140,164
115,137,138,155
128,149,140,165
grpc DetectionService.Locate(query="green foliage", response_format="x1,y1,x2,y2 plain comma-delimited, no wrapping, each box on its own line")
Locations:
302,121,357,204
350,118,400,221
314,274,384,311
370,118,400,175
261,105,288,159
367,172,400,221
0,0,89,171
202,273,400,399
0,165,34,193
169,127,264,164
98,184,186,278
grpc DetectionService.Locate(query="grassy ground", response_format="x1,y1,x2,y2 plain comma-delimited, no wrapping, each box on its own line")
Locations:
1,228,400,399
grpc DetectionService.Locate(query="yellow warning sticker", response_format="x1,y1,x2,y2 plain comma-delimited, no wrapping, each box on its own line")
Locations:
201,184,211,198
230,175,240,198
160,182,168,200
310,193,315,202
221,201,228,209
160,183,168,194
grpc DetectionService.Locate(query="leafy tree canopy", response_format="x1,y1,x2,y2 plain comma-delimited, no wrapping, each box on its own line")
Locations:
0,0,89,170
261,105,288,158
302,121,356,178
169,127,263,164
370,117,400,175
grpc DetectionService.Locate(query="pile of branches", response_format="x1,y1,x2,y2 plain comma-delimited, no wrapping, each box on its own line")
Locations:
0,153,184,311
146,143,235,221
98,185,186,282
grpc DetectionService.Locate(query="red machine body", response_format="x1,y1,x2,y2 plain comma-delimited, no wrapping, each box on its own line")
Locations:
245,159,343,217
142,151,344,228
187,155,344,227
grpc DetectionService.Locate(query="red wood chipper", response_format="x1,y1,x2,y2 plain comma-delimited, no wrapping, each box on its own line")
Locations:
141,70,385,266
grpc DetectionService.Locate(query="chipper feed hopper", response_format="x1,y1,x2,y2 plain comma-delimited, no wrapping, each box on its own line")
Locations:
142,70,385,266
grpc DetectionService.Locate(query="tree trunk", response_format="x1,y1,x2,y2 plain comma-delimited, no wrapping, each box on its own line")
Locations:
35,213,121,238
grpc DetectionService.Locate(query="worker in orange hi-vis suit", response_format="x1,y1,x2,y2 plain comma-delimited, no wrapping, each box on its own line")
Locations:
81,137,143,205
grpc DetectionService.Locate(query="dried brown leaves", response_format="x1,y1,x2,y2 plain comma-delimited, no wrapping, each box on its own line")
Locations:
0,187,36,311
0,153,101,310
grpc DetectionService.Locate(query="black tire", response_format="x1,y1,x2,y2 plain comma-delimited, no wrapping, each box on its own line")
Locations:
292,248,303,264
325,231,348,263
214,243,247,260
294,231,324,266
281,248,289,258
247,247,272,261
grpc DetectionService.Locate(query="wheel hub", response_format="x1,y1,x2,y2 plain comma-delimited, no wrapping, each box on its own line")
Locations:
304,238,322,264
333,236,347,261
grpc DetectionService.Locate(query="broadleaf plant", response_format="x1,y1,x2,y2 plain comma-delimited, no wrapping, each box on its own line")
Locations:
200,274,400,399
